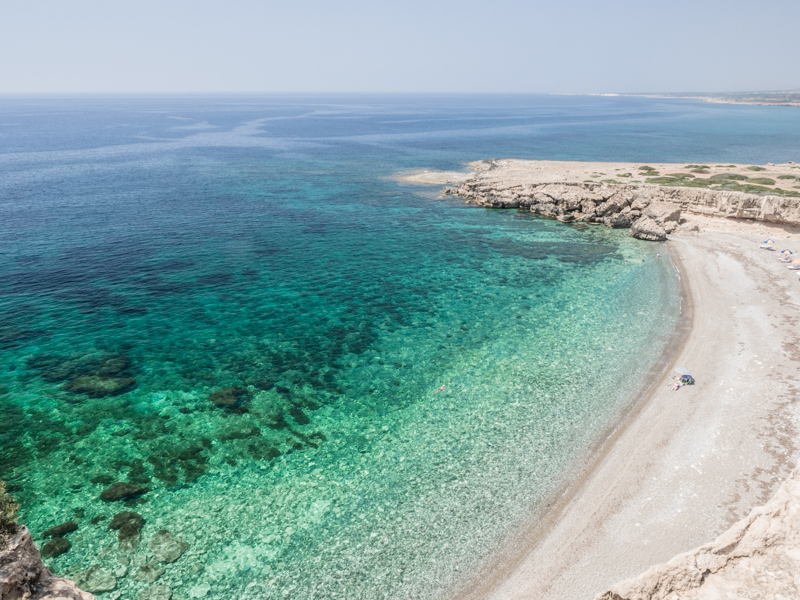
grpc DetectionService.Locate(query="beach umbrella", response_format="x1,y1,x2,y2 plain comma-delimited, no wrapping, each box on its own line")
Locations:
675,367,693,376
781,249,793,255
763,239,775,246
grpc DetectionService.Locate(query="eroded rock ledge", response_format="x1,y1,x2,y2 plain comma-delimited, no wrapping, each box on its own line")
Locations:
441,159,800,241
596,466,800,599
1,526,95,600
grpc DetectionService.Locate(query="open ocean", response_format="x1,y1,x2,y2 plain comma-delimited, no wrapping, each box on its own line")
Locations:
2,95,799,599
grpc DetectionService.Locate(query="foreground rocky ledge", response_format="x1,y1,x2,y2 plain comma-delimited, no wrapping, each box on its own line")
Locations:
597,466,800,599
1,526,94,600
434,159,800,240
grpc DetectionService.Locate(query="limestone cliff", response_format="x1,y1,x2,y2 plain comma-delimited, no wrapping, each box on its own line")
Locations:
596,466,800,599
442,160,800,240
0,526,95,600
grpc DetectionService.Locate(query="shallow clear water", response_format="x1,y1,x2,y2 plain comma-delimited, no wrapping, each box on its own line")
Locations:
1,95,798,599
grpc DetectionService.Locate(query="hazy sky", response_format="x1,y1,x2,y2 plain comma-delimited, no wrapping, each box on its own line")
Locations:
2,0,799,94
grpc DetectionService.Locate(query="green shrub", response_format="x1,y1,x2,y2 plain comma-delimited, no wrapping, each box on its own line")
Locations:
716,165,737,168
710,173,749,181
638,166,657,171
601,179,622,184
0,480,20,540
646,177,683,184
691,168,710,173
747,178,776,185
777,175,797,180
727,183,800,197
617,173,632,178
684,164,706,169
746,166,766,171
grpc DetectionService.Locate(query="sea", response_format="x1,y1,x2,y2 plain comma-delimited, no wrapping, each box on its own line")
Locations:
1,95,799,600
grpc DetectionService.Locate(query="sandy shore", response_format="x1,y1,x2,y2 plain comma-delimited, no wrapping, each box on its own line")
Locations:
441,219,800,599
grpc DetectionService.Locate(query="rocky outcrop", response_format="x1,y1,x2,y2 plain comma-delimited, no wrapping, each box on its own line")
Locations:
0,526,95,600
630,217,667,242
596,466,800,599
443,179,800,241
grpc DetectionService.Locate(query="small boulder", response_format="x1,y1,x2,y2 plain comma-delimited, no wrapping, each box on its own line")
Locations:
630,217,667,242
100,482,146,502
556,213,576,223
604,212,633,228
663,221,678,234
73,565,117,593
532,203,562,217
40,537,71,558
148,530,188,563
595,199,623,217
42,521,78,538
680,222,701,233
643,201,681,224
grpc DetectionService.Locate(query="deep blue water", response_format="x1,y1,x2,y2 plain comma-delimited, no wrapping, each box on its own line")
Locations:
1,95,798,600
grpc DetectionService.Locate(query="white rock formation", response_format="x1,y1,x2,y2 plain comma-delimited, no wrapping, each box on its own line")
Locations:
596,466,800,599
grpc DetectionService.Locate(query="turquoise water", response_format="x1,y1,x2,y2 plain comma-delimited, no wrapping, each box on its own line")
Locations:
1,95,798,599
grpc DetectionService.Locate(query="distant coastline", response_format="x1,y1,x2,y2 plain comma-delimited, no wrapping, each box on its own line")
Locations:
551,91,800,107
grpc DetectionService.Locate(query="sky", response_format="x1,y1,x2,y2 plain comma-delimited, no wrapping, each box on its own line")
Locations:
1,0,799,94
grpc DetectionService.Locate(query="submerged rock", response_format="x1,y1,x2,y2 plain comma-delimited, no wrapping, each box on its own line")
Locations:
73,565,116,593
42,521,78,538
100,483,146,502
134,564,165,584
109,511,145,551
40,537,71,559
63,376,136,398
28,352,137,398
139,585,172,600
208,386,251,409
630,217,667,242
108,511,145,532
148,530,188,564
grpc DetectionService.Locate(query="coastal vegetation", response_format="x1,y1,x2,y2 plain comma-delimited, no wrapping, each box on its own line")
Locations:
645,171,800,197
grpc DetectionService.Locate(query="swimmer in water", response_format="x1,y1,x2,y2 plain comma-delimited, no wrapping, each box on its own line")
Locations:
435,385,445,393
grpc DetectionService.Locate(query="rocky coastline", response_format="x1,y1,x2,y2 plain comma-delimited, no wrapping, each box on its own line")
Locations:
1,526,95,600
438,159,800,240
